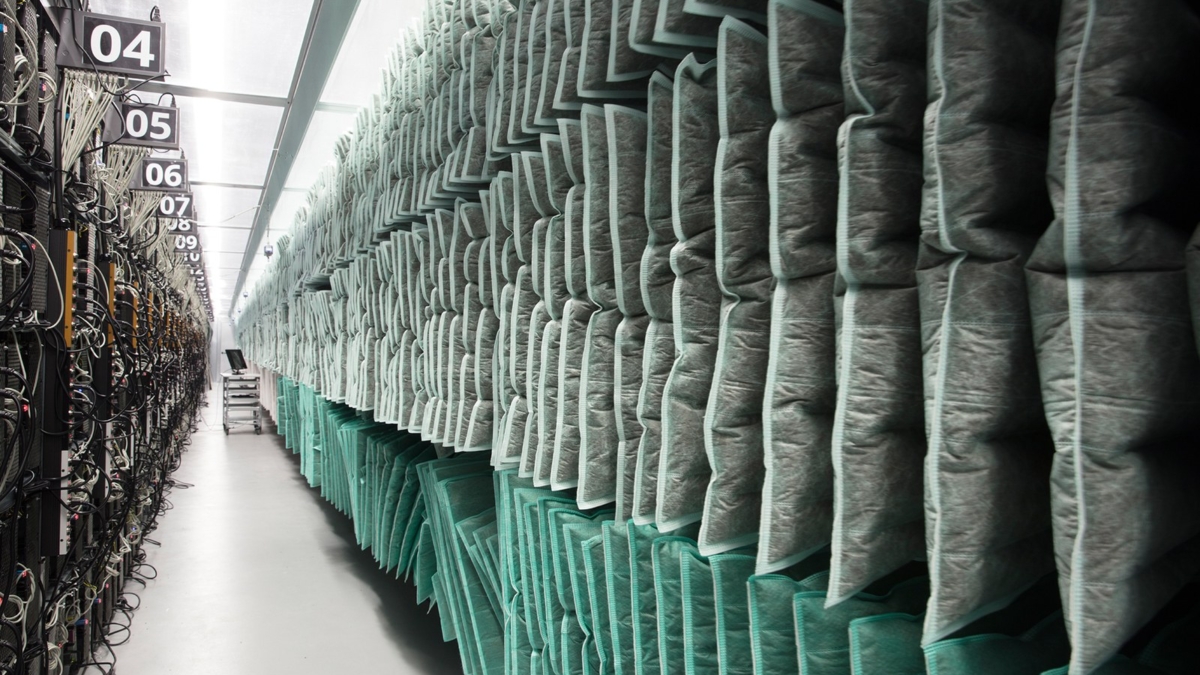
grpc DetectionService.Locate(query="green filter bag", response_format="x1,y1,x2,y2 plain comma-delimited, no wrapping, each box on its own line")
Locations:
416,520,439,605
438,474,505,675
603,521,635,675
377,436,423,565
629,522,700,675
794,576,929,675
458,509,503,622
419,460,493,673
558,515,612,675
389,445,436,573
580,533,613,675
680,548,718,675
434,577,457,643
472,521,505,614
398,495,428,579
924,613,1069,675
495,470,535,606
652,537,699,675
514,488,557,652
748,568,830,675
711,552,758,675
848,613,925,675
534,496,583,672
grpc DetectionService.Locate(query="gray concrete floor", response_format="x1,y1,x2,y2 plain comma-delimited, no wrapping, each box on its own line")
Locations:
109,404,464,674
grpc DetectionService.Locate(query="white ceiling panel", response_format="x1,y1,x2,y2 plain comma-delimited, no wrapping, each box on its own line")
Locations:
320,0,423,107
284,110,356,189
191,186,261,229
89,0,315,97
175,97,282,186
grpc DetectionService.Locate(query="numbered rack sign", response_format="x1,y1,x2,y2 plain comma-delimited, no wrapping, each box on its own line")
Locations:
102,102,180,149
132,158,188,192
176,249,204,269
55,10,167,78
158,193,194,219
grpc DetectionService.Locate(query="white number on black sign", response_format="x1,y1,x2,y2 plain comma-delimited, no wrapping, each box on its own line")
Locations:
134,158,187,192
158,194,193,219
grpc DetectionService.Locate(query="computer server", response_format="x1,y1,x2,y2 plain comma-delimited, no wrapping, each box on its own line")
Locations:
0,2,209,673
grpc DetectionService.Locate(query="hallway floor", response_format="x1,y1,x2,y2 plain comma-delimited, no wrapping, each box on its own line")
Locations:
108,403,463,675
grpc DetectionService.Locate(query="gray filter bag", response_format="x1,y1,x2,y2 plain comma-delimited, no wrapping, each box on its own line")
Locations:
653,0,721,50
683,0,768,23
555,0,586,111
579,0,648,98
656,54,720,532
536,134,573,491
508,2,539,146
609,0,659,80
918,0,1059,644
1025,1,1200,673
607,105,650,521
539,0,570,125
631,71,676,525
757,0,844,574
699,17,772,556
577,104,622,507
826,0,927,604
552,118,594,491
625,0,693,59
523,2,557,135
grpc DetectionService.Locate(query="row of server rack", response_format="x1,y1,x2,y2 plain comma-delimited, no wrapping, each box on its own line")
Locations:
237,1,1200,675
0,2,209,673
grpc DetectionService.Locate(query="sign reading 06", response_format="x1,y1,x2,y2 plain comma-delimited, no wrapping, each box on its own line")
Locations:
132,158,188,192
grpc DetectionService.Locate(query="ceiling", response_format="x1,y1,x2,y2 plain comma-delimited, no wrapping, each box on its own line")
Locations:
86,0,424,317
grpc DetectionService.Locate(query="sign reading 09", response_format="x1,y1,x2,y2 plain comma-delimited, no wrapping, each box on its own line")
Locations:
132,158,188,192
56,11,166,78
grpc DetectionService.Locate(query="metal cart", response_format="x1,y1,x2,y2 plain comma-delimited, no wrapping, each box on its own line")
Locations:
222,372,262,434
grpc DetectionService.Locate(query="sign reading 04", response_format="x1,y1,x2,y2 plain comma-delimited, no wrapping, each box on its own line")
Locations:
132,158,188,192
55,10,167,78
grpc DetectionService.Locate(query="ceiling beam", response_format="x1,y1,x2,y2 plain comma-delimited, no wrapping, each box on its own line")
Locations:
136,82,288,108
190,180,265,191
134,83,359,115
228,0,362,316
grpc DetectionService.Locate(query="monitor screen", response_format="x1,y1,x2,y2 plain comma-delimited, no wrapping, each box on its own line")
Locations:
226,349,248,372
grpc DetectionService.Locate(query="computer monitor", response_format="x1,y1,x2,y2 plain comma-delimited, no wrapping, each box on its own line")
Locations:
226,349,248,374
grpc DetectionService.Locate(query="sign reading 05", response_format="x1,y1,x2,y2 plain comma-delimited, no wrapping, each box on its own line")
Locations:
103,102,180,149
132,158,188,192
56,10,167,78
